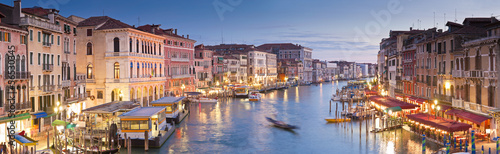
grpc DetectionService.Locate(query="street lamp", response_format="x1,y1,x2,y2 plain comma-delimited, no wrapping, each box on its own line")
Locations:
181,84,185,96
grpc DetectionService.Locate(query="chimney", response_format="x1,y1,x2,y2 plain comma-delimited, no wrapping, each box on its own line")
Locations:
48,9,56,23
12,0,21,25
174,29,177,35
187,35,189,39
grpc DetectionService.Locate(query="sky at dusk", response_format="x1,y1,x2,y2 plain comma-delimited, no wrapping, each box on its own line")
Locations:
9,0,500,63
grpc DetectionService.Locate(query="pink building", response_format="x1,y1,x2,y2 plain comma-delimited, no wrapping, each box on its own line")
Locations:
194,44,213,88
0,11,30,143
137,24,196,96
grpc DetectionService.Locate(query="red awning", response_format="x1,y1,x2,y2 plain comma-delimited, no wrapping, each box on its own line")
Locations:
445,109,490,125
407,113,472,132
407,96,426,104
364,89,378,95
440,105,452,112
369,96,420,110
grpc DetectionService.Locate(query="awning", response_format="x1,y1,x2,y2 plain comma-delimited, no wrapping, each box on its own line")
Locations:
385,106,402,112
184,92,202,95
0,113,31,123
14,135,38,146
408,96,426,104
364,89,378,95
32,112,48,119
407,113,471,132
369,96,420,110
440,105,452,112
445,109,490,125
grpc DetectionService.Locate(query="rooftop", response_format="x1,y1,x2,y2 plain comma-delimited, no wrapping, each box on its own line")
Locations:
151,96,186,104
82,101,140,114
119,107,165,117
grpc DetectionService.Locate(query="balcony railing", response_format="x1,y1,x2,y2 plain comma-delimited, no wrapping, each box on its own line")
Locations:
452,70,464,78
434,94,452,102
483,71,497,79
105,52,164,59
64,93,88,104
4,71,30,80
171,57,190,62
42,85,55,92
465,70,483,78
452,98,464,108
463,101,496,115
4,102,31,112
130,76,166,82
19,17,61,32
61,80,71,87
42,64,54,72
171,74,191,79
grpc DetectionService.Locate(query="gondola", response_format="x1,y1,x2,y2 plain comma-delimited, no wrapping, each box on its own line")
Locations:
265,117,299,129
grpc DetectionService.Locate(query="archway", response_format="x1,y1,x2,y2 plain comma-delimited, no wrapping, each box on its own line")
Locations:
111,88,123,102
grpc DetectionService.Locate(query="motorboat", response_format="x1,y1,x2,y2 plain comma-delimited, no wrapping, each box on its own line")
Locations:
324,117,351,123
234,86,249,98
248,91,262,101
265,117,299,129
331,94,341,101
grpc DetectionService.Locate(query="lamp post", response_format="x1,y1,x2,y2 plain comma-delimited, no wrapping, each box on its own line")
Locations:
181,84,185,96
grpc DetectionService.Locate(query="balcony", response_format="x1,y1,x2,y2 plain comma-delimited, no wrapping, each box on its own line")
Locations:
19,17,61,32
171,57,190,62
483,71,497,79
42,64,53,72
64,93,88,104
465,70,483,78
463,101,496,115
86,75,95,83
452,98,464,108
452,70,464,78
42,85,55,92
434,94,452,103
105,52,164,59
130,76,166,83
42,42,52,47
61,80,71,87
4,102,32,112
4,71,30,80
171,74,191,79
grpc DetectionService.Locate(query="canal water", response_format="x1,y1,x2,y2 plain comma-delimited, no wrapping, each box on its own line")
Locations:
121,80,442,154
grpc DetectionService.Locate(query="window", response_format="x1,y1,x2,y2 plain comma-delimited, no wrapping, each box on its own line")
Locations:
30,52,33,65
129,38,132,52
114,62,120,79
86,42,92,55
37,31,41,42
113,37,120,52
87,29,92,36
73,40,76,54
97,90,103,99
29,30,33,41
51,35,54,44
57,36,60,45
37,53,40,65
57,55,60,66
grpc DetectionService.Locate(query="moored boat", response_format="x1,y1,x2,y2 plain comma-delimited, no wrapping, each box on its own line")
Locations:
324,118,351,123
248,91,261,101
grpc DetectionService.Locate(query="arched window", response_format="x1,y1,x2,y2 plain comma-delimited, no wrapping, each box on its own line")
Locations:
159,44,161,55
113,37,120,52
87,64,93,79
136,39,139,53
114,62,120,79
129,38,133,52
16,55,20,72
87,42,92,55
21,56,25,72
154,43,156,55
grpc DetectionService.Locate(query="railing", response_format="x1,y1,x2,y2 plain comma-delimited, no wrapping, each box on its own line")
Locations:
452,98,464,108
43,85,55,92
434,94,452,102
104,52,164,59
465,70,483,78
171,74,191,79
483,71,497,79
19,17,61,32
42,42,52,47
463,101,496,115
64,93,88,104
6,102,32,111
43,64,54,72
171,57,190,62
452,70,464,78
86,75,95,83
130,76,166,82
61,80,71,87
4,71,30,80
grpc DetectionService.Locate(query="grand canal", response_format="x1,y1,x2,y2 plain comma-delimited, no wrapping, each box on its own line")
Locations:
121,79,441,154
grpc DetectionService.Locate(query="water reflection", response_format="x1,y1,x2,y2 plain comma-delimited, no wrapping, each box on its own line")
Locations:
121,80,441,154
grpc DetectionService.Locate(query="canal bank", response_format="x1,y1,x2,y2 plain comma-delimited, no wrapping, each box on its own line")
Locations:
120,80,441,153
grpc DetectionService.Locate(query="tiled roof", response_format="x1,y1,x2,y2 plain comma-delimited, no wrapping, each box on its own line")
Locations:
257,43,304,50
0,22,24,31
77,16,134,30
21,7,53,18
136,24,193,40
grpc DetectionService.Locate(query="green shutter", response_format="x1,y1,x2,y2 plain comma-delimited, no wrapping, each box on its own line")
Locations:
0,32,3,41
8,33,11,42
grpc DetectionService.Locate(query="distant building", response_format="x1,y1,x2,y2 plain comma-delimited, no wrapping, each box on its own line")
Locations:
194,44,213,88
258,43,313,83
